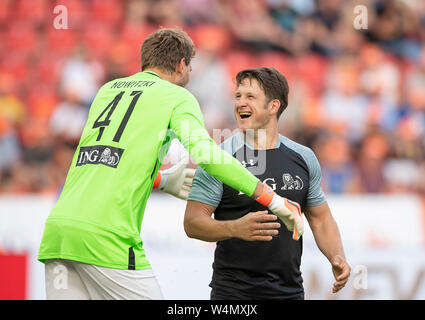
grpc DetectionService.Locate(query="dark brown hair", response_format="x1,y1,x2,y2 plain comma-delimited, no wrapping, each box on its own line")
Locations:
141,28,195,73
235,67,289,119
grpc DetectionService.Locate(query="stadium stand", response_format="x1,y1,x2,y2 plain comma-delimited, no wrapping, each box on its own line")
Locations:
0,0,424,197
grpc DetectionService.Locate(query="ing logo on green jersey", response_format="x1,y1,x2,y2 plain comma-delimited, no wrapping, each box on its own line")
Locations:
76,145,124,168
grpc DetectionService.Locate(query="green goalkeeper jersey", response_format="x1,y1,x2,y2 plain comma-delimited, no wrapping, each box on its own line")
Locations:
38,71,259,270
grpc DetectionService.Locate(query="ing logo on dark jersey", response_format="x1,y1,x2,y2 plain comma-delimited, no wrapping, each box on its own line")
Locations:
281,173,304,190
237,174,304,196
76,145,124,168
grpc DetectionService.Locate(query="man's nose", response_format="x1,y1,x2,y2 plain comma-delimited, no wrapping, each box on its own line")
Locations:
236,99,248,107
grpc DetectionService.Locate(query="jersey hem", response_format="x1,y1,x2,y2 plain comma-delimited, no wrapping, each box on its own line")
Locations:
38,253,152,271
46,216,141,242
305,198,327,207
187,195,220,208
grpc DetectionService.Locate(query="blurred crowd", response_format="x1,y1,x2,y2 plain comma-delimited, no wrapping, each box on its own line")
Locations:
0,0,424,195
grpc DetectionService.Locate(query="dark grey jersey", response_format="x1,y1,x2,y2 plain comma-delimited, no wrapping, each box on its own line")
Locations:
188,132,326,299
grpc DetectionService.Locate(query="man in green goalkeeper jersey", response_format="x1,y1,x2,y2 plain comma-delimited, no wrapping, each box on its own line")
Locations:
38,28,303,300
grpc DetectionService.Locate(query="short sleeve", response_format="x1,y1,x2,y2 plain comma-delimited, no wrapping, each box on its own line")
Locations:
304,149,326,207
187,167,223,207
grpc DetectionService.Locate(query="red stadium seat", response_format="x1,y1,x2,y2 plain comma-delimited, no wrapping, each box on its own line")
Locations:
91,0,123,25
121,22,156,51
120,23,156,74
5,22,37,52
46,28,78,56
295,54,329,96
108,40,131,65
18,118,51,149
125,57,141,76
27,84,58,122
0,0,11,23
192,24,231,55
53,0,88,29
36,53,62,83
83,22,116,60
223,50,260,81
106,38,139,76
259,52,295,81
0,52,29,80
16,0,48,24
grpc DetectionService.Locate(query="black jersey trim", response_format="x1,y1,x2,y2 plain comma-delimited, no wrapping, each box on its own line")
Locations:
128,247,136,270
143,71,162,79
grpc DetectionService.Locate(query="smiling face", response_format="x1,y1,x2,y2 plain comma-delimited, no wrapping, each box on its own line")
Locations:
234,78,274,132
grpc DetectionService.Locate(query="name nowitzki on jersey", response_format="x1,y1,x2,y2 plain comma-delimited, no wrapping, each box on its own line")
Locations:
110,80,155,89
167,303,258,317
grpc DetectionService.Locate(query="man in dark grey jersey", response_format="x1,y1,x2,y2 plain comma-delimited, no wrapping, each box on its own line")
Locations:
184,67,350,300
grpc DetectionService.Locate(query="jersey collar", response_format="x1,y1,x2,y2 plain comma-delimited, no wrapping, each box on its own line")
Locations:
238,132,281,150
142,71,162,79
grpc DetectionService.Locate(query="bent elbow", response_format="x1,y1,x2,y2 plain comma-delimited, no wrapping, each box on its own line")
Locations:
183,219,196,239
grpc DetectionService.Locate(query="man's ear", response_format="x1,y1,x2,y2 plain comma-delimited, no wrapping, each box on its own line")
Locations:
176,58,186,75
268,99,281,116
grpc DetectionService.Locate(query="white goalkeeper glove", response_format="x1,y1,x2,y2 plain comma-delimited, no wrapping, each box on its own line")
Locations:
153,155,195,200
256,183,303,240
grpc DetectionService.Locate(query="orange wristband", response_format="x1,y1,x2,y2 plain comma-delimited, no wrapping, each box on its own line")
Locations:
256,183,274,206
153,171,162,189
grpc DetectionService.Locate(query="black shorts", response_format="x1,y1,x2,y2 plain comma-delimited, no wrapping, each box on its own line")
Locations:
210,288,305,300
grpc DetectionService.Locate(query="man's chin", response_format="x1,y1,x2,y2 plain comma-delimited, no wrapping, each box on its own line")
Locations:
237,120,252,132
238,125,265,136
